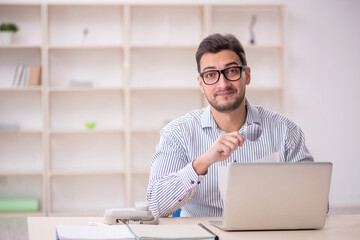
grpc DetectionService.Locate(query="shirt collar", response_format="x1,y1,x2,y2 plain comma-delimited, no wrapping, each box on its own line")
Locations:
201,105,217,129
200,98,261,129
244,98,261,125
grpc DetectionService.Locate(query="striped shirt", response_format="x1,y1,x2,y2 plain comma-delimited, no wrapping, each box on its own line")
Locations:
147,99,313,218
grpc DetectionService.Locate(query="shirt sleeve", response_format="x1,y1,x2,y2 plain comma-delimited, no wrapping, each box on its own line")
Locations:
284,123,314,162
147,128,204,217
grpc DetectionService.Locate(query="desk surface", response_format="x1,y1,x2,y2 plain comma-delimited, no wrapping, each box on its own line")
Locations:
28,215,360,240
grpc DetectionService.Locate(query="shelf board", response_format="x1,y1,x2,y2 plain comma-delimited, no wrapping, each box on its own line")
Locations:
0,129,42,134
0,169,42,176
130,44,198,49
130,127,162,133
49,128,124,135
0,211,45,218
210,3,284,8
130,3,203,7
49,86,123,92
0,87,42,92
50,169,125,176
247,86,283,91
131,168,150,175
0,44,42,49
130,86,199,91
48,45,123,50
244,44,283,50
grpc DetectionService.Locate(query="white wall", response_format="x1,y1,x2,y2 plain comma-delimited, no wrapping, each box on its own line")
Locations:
284,0,360,212
2,0,359,212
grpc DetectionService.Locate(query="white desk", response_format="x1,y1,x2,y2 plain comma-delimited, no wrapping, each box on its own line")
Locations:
28,215,360,240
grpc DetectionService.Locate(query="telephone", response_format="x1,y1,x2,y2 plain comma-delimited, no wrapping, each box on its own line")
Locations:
104,202,159,225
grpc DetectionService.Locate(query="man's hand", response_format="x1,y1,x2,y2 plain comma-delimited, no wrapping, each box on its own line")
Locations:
192,131,245,175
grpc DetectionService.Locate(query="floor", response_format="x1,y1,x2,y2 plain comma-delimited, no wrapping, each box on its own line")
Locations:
0,218,28,240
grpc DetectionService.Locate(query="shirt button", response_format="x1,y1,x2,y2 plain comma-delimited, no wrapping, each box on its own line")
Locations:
190,180,195,184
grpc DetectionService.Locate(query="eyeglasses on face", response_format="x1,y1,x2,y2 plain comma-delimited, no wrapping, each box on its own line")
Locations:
199,65,247,85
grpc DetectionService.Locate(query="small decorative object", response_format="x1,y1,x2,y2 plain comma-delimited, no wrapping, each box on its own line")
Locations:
69,79,93,87
248,15,257,45
85,121,96,129
0,22,19,44
81,28,89,45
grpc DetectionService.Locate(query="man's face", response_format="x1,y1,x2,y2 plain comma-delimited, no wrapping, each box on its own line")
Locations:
197,50,251,113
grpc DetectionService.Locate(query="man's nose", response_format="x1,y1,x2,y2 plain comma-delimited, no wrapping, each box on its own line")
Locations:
216,73,231,87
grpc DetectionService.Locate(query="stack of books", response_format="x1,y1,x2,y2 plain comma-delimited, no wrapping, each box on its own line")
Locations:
12,64,41,87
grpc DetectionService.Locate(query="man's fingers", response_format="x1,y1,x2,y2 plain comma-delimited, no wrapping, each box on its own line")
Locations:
219,132,245,147
233,131,246,146
206,131,246,164
216,134,243,155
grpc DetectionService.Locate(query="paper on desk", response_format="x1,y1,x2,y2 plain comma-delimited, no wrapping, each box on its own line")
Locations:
56,224,135,240
218,152,280,200
128,224,215,239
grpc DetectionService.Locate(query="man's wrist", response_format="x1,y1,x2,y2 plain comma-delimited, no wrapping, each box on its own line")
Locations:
192,155,210,175
179,162,205,190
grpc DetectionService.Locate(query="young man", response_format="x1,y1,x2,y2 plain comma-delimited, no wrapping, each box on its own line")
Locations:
147,33,313,217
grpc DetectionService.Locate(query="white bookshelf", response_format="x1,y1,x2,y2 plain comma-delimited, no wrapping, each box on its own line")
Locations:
129,5,203,47
210,4,287,112
0,4,45,217
0,3,287,216
48,5,123,47
0,5,42,46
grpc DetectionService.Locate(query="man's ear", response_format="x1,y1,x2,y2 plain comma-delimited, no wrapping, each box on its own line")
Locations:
245,67,251,85
197,75,205,94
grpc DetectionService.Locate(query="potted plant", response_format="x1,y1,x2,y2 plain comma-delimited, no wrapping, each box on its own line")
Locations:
0,23,19,44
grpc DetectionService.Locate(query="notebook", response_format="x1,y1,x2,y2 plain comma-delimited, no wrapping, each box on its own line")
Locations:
211,162,332,231
56,223,216,240
128,224,216,239
56,224,134,240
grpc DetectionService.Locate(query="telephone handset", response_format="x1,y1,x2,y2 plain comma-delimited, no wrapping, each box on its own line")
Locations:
104,202,159,225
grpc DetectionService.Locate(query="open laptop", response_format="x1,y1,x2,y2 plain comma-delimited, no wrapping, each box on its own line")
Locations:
210,162,332,231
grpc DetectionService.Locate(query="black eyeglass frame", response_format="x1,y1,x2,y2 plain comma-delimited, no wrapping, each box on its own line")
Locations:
199,65,248,85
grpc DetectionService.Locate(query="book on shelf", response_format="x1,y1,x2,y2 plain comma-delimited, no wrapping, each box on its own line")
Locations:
28,66,41,86
55,223,216,240
12,64,41,87
0,197,39,213
12,64,24,87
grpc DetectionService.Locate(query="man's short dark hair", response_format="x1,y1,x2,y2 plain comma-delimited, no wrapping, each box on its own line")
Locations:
196,33,247,73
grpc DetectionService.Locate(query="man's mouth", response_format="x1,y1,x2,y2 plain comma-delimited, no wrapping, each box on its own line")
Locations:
215,89,236,97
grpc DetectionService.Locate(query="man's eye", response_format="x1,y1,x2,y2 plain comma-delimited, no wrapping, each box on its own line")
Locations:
205,72,216,78
227,68,239,74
